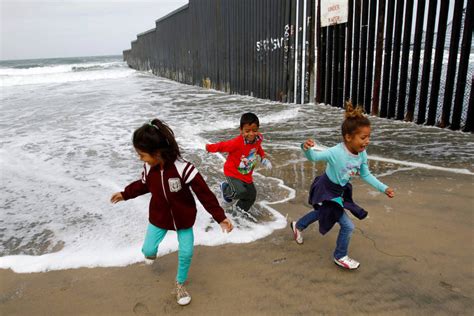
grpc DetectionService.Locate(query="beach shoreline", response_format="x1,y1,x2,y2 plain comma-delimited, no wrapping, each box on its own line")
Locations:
1,167,473,315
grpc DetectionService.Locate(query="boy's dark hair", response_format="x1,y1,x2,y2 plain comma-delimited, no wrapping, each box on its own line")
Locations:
341,101,371,137
240,112,260,128
133,118,181,163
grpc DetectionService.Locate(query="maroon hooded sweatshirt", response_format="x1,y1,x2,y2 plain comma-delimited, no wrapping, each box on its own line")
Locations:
121,159,227,230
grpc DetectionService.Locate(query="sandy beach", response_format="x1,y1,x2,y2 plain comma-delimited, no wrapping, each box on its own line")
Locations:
1,162,473,315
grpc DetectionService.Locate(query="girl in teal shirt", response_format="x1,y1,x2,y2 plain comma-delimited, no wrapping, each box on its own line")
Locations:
290,102,395,270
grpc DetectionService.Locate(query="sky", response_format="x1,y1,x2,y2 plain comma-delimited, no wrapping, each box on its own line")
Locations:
0,0,188,60
0,0,464,61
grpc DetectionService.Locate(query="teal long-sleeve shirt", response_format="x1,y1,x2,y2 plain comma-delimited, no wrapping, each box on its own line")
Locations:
302,143,388,197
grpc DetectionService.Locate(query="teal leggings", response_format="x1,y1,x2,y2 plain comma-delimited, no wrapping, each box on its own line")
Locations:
142,223,194,284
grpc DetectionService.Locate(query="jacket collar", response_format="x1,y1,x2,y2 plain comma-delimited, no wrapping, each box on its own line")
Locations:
243,134,262,145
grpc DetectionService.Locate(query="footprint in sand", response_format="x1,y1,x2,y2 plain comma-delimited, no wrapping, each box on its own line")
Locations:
439,281,462,293
133,302,152,315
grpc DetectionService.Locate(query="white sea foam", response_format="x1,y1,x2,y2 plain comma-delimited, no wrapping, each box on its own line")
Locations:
0,56,472,273
296,145,473,175
0,61,124,76
0,62,134,87
367,155,474,175
0,200,288,273
0,67,296,272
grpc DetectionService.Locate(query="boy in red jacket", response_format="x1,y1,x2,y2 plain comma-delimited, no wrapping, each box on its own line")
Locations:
206,113,272,213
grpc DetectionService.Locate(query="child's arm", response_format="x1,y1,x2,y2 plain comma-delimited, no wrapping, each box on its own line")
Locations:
301,138,332,162
121,180,150,200
359,156,394,198
256,144,272,169
189,173,234,232
110,179,150,203
111,164,151,203
206,138,237,153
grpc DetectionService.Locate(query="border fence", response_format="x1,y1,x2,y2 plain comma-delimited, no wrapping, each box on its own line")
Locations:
124,0,473,132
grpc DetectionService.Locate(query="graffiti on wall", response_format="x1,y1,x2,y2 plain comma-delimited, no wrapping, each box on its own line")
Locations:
256,25,291,63
256,37,284,52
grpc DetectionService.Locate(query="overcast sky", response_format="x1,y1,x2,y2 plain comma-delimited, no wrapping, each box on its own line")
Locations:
1,0,463,61
0,0,188,60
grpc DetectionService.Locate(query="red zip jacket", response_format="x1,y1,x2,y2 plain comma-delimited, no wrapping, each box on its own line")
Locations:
121,159,227,230
206,134,265,184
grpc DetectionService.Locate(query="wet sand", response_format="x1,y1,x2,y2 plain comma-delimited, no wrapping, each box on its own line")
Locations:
1,165,473,315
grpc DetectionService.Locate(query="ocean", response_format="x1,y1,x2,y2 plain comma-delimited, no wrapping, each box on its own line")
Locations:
0,55,473,273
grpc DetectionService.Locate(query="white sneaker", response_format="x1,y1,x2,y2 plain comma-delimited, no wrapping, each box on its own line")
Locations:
334,255,360,270
175,282,191,306
290,221,303,244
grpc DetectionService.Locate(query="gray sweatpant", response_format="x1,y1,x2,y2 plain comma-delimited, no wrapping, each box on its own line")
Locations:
224,176,257,212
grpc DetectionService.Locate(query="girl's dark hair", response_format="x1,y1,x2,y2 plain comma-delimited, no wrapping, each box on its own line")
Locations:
341,101,371,137
240,112,260,128
133,119,181,163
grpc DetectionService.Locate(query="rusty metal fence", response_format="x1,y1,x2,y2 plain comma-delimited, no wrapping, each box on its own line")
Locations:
316,0,473,132
124,0,473,132
124,0,311,102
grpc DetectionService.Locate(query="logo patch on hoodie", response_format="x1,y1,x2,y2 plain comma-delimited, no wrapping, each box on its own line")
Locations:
168,178,182,192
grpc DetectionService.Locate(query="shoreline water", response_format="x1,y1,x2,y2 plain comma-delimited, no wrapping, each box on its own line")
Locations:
1,164,473,315
1,56,473,314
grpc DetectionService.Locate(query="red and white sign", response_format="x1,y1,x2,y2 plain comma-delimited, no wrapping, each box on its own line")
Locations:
321,0,348,27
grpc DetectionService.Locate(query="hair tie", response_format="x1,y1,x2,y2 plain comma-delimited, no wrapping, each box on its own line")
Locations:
148,121,160,131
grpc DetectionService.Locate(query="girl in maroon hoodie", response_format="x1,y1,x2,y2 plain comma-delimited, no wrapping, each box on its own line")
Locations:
111,119,233,306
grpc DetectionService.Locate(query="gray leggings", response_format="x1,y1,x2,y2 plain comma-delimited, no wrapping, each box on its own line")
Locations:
224,176,257,212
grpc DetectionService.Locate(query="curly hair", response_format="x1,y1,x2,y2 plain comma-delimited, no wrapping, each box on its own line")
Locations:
341,101,371,137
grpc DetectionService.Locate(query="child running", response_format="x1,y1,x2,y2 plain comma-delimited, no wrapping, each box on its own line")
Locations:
290,102,395,270
110,119,233,306
205,112,272,214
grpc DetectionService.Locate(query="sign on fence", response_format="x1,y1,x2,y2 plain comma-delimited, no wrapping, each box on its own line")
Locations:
320,0,348,27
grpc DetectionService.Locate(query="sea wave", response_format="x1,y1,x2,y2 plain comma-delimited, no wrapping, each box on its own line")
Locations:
0,62,133,87
0,61,126,76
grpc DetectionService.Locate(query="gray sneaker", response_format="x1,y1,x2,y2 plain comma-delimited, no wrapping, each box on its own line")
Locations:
175,281,191,306
220,182,234,204
290,221,303,244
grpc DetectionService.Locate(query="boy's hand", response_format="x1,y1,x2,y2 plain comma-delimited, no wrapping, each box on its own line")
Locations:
220,218,233,233
261,158,272,170
110,192,124,204
303,138,315,150
385,188,395,198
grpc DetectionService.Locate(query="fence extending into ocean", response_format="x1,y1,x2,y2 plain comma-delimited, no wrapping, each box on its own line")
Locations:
123,0,473,132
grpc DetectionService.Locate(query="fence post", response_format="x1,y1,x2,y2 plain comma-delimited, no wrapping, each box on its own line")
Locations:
426,0,449,126
388,0,404,119
452,0,473,130
337,23,346,108
357,0,369,106
380,0,396,118
351,0,361,104
332,25,340,107
405,0,426,122
315,0,323,103
396,0,414,120
364,0,377,113
371,0,386,116
343,0,354,103
325,26,334,105
417,0,437,124
440,0,464,128
463,76,474,132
